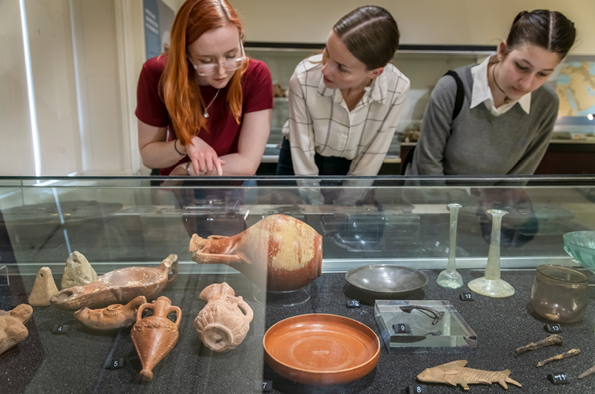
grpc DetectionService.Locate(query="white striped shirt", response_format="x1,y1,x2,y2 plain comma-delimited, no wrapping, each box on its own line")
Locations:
283,54,410,176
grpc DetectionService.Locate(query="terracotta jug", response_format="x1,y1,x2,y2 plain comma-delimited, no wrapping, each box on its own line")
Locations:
0,304,33,356
51,254,178,310
74,296,147,331
131,296,181,381
189,214,322,291
194,282,254,352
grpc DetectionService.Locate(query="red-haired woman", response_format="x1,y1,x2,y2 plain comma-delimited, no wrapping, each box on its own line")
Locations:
136,0,273,176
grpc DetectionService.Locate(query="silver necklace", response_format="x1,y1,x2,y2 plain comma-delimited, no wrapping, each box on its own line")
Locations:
203,89,220,118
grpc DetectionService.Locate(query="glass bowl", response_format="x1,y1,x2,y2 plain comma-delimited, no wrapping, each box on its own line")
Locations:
563,231,595,273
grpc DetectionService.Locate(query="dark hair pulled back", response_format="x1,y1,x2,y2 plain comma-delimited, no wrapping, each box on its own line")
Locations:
333,6,400,70
506,9,576,58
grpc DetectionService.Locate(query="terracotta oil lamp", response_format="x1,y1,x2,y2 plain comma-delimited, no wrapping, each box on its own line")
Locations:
74,296,147,331
50,254,178,310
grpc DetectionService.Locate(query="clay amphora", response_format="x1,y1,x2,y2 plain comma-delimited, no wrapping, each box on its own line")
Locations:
0,304,33,356
74,296,147,331
194,282,254,352
189,214,322,291
29,267,59,306
62,251,98,289
131,296,181,381
50,254,178,310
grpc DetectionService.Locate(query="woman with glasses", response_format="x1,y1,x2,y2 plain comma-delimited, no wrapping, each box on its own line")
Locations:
277,6,410,177
136,0,273,176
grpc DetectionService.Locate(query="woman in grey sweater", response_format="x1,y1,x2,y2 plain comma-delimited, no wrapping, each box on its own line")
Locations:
408,10,576,176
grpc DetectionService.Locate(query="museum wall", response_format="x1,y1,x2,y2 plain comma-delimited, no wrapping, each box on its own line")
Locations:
234,0,595,54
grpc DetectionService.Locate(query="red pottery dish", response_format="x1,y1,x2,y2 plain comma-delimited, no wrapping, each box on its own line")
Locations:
263,314,380,386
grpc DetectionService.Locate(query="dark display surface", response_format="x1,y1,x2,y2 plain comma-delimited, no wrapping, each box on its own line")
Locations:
1,269,595,393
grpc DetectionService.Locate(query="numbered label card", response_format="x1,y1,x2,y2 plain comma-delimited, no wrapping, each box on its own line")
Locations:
545,324,562,333
460,293,474,301
255,380,273,392
346,299,360,308
548,373,569,385
51,324,69,334
407,384,427,394
106,358,125,370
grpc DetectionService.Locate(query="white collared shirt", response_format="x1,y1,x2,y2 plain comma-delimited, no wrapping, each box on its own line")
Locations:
470,55,531,117
283,54,410,176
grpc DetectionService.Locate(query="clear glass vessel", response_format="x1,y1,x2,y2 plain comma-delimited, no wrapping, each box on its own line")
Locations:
436,203,464,289
530,265,588,323
468,209,515,298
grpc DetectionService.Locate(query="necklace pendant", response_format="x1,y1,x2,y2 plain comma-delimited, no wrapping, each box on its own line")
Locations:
203,111,209,118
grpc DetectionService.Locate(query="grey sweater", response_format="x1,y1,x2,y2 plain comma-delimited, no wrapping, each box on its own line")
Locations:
407,64,559,175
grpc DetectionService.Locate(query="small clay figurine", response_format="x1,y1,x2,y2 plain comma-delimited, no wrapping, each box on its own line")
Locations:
515,334,563,355
61,251,98,289
537,348,580,367
194,282,254,352
0,304,33,356
131,296,181,381
417,360,522,390
74,296,147,331
28,267,59,306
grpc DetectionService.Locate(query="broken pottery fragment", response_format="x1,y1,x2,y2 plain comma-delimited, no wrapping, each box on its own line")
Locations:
131,296,181,381
417,360,522,391
28,267,59,306
50,254,178,310
194,282,254,352
190,214,322,291
0,304,33,356
61,251,98,289
74,296,147,331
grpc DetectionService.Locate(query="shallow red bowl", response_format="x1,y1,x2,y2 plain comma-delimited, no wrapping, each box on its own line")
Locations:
263,313,380,386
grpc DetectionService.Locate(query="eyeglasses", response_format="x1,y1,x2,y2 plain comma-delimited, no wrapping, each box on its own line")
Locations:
189,40,246,76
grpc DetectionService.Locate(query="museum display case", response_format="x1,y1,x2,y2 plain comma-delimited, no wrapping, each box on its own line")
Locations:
1,175,595,392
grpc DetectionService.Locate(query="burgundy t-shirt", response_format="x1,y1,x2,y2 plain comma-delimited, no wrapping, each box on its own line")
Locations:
136,55,273,175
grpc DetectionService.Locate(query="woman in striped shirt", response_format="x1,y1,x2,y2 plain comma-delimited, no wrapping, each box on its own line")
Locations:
276,6,410,177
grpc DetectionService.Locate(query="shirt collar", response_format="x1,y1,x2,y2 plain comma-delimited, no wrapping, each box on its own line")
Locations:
317,67,388,105
470,55,531,114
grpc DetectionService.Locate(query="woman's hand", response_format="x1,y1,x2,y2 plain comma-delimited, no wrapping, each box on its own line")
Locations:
186,136,225,176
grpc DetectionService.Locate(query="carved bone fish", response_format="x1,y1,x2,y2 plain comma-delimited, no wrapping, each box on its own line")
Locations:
417,360,522,390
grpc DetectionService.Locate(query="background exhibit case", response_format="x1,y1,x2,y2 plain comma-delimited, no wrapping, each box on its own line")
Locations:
1,175,595,392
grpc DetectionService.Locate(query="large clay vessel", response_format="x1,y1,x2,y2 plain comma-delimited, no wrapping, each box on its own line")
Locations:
189,214,322,291
0,304,33,356
62,251,98,289
74,296,147,331
28,267,59,306
131,296,181,381
194,282,254,352
50,254,178,310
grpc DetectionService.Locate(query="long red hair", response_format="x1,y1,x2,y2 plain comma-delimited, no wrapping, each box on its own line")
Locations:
161,0,248,146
